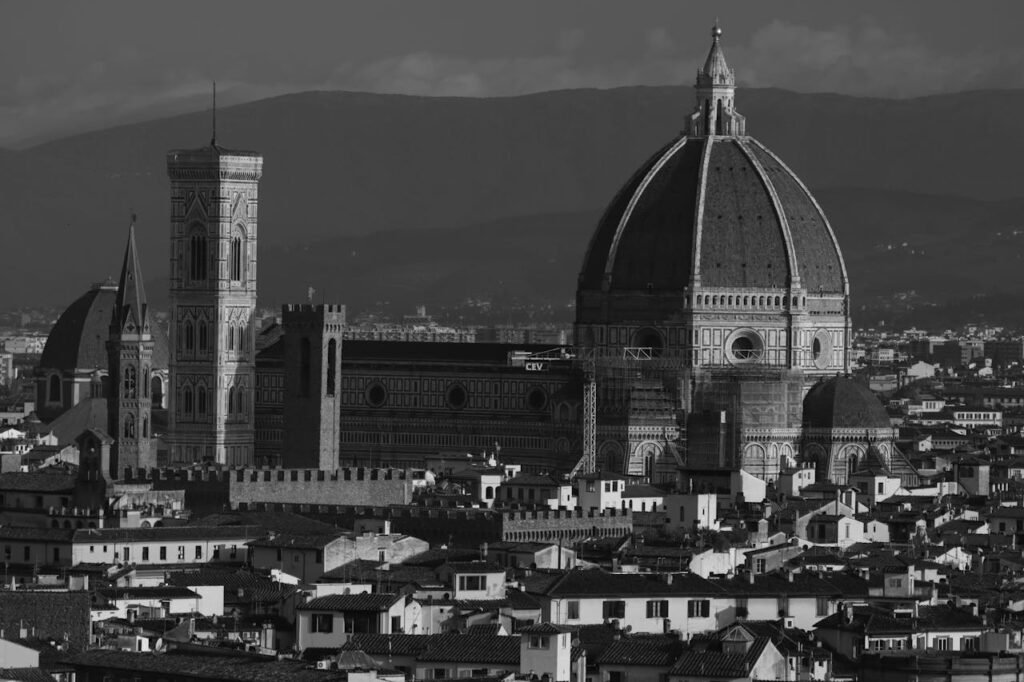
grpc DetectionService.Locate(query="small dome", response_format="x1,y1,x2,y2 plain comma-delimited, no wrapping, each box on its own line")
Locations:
39,282,169,373
803,376,890,430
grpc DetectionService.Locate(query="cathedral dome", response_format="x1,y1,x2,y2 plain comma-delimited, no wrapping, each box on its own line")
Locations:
576,26,847,326
802,376,890,430
578,136,844,295
39,281,169,373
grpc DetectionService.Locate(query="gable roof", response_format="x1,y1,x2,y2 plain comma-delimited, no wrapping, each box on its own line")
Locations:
595,635,686,666
669,637,770,678
298,594,402,612
546,569,722,598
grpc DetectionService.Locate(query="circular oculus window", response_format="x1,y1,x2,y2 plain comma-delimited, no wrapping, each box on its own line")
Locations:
445,383,468,410
365,382,388,408
726,329,764,365
527,386,548,411
811,329,833,370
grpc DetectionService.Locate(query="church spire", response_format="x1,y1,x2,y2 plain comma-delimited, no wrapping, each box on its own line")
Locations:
686,23,746,137
113,215,149,335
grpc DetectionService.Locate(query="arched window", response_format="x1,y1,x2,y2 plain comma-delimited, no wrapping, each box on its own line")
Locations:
702,99,710,134
183,386,194,415
198,321,208,352
228,386,236,415
48,374,62,403
143,368,150,398
123,413,135,439
184,321,195,353
151,375,163,408
197,386,207,415
189,232,207,281
142,417,148,438
124,366,137,399
300,338,311,397
237,386,245,415
238,324,247,354
231,234,244,281
228,325,235,351
715,98,724,135
326,339,337,396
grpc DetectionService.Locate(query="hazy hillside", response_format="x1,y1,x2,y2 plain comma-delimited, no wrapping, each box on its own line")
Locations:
5,86,1024,310
151,188,1024,318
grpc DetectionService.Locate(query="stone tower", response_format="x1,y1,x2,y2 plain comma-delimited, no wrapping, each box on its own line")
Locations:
282,304,344,470
106,220,156,477
166,141,263,467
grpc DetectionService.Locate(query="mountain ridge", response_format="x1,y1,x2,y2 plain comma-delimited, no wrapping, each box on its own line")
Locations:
5,86,1024,312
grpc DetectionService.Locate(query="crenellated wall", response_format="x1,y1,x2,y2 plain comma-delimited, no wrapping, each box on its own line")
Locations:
121,466,412,516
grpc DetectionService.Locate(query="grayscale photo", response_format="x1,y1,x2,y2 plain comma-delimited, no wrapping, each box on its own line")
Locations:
1,2,1023,680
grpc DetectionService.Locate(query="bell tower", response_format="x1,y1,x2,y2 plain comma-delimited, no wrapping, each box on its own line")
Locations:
166,138,263,467
107,218,156,477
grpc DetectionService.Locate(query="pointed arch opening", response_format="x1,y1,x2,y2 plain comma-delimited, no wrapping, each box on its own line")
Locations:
124,365,137,399
188,230,207,281
151,375,163,409
230,231,245,282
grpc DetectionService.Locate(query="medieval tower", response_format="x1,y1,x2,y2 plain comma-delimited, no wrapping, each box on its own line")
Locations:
282,304,345,470
106,220,156,477
166,141,262,466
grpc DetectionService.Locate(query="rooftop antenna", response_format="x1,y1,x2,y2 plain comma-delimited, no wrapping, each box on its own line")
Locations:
211,81,217,147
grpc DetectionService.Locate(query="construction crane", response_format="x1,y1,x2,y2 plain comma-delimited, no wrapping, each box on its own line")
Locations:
514,344,690,479
569,346,663,477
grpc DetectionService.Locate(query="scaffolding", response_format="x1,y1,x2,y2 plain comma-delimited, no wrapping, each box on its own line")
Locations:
516,345,689,478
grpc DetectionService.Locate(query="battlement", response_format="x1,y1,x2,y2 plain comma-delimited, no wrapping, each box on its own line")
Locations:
123,467,233,483
282,303,346,317
504,507,633,521
122,466,405,483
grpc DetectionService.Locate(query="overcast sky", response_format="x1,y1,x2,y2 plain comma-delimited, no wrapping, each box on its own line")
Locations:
3,0,1024,146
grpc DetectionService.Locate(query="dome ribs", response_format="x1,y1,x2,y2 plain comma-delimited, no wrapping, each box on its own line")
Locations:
578,138,681,290
734,137,799,289
598,137,703,291
747,140,848,296
699,140,785,289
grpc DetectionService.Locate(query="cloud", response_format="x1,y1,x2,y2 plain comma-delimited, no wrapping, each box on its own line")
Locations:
735,20,1024,97
4,18,1024,146
332,19,1024,102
